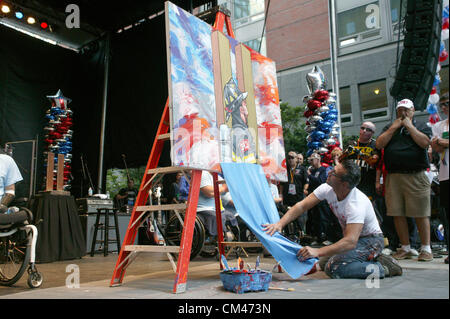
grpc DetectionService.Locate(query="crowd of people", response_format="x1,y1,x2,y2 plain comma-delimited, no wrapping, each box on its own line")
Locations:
264,94,449,279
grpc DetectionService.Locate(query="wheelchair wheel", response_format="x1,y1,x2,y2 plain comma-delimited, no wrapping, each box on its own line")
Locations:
27,269,43,289
0,229,31,286
164,213,205,260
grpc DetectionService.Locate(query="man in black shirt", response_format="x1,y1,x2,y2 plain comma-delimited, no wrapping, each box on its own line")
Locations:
346,121,380,199
377,99,433,262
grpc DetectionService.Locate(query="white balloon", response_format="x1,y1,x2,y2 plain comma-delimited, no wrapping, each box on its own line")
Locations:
442,29,449,41
428,93,440,105
436,63,441,73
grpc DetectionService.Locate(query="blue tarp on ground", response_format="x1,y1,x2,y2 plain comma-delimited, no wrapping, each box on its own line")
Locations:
220,162,316,279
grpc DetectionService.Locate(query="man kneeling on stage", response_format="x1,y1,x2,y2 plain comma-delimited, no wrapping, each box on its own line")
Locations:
263,159,402,279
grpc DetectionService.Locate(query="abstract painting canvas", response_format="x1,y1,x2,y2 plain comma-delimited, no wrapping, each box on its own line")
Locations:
166,1,220,171
166,1,287,181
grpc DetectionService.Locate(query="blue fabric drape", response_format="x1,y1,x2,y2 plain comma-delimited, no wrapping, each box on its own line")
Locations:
220,162,316,279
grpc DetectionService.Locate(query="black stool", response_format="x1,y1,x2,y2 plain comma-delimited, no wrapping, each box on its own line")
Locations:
90,208,121,256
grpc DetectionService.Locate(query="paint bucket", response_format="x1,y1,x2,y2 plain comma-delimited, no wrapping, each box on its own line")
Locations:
220,270,272,294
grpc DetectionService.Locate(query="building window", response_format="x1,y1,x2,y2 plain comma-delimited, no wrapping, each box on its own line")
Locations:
233,0,265,20
390,0,407,35
339,86,352,124
359,79,389,120
244,36,266,54
440,65,449,96
337,0,382,47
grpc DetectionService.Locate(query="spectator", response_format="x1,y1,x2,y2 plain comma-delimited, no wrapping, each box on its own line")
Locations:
431,92,449,264
345,121,380,201
376,99,433,261
172,172,190,202
281,151,309,236
375,149,420,255
330,148,343,167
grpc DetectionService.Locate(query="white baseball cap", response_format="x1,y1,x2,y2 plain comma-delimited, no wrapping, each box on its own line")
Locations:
396,99,414,109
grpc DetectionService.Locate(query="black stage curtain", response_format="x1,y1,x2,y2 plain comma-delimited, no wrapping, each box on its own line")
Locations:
0,13,171,199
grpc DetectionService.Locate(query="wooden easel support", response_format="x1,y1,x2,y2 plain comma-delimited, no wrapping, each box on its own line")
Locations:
44,152,67,193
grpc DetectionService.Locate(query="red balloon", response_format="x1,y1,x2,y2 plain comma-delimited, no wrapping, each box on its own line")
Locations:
313,89,329,102
439,50,448,62
443,18,449,30
304,109,314,118
307,99,322,111
430,86,437,95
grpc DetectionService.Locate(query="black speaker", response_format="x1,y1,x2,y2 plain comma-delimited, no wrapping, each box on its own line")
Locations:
391,0,443,111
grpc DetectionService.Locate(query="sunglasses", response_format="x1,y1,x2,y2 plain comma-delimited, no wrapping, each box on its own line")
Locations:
440,101,449,108
288,156,296,160
360,127,374,133
328,169,343,179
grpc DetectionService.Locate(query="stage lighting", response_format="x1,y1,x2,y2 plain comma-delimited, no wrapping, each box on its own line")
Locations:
15,11,23,19
27,16,36,24
40,22,48,29
1,4,11,13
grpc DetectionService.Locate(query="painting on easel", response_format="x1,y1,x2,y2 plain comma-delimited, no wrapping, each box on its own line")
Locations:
165,1,287,182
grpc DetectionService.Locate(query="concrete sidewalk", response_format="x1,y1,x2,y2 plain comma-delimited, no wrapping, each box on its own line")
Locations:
1,255,448,299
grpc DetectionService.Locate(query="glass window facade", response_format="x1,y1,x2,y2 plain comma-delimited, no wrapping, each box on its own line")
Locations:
359,79,389,119
339,86,352,114
233,0,265,20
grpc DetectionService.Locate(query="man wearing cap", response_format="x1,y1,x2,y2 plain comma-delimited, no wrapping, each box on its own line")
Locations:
376,98,433,261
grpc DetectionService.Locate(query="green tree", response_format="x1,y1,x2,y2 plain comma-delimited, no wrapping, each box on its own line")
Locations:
280,101,308,156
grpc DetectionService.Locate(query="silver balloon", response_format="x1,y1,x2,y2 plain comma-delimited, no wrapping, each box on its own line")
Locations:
318,147,329,154
328,92,336,98
305,125,316,133
332,123,340,129
330,129,339,136
309,115,323,124
323,138,336,146
306,65,327,94
306,134,312,142
303,95,311,104
326,96,336,105
318,106,330,113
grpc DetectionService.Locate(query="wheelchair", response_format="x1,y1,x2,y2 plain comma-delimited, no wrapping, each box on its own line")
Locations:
0,206,43,288
163,209,241,260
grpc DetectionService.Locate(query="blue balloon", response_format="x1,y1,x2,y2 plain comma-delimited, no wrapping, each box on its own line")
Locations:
433,75,441,86
426,103,438,114
311,131,326,141
328,108,338,115
306,149,314,157
443,6,449,18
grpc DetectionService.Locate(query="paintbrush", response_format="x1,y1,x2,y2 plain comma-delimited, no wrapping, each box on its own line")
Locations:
268,287,295,292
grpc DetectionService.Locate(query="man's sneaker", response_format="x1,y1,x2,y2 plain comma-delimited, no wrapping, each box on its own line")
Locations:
392,249,415,260
418,250,433,262
377,254,402,277
382,248,392,256
409,248,419,256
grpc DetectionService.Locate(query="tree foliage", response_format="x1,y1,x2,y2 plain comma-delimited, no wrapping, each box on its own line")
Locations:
280,101,308,156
